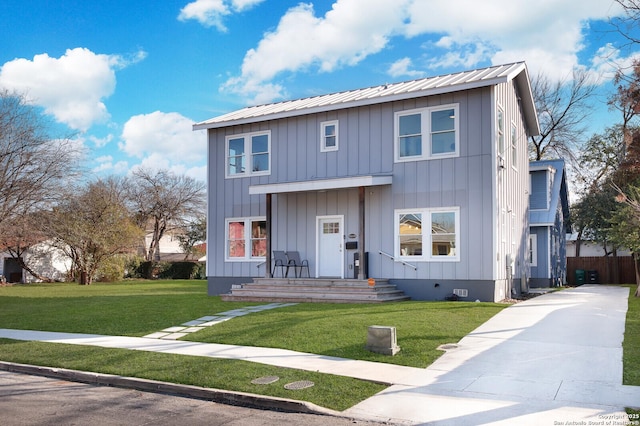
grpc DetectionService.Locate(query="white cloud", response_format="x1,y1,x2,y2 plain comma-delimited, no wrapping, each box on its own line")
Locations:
178,0,265,31
92,158,130,175
0,47,145,131
405,0,623,81
120,111,206,164
223,0,630,103
87,134,114,149
222,0,408,102
130,154,207,183
387,57,425,79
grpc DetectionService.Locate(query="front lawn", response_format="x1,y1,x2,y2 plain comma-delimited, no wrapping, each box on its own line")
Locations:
624,284,640,385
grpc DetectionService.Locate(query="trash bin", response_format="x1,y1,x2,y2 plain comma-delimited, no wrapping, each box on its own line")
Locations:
587,270,599,284
575,269,585,285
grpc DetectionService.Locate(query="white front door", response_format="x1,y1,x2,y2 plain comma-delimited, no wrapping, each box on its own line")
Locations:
316,216,343,278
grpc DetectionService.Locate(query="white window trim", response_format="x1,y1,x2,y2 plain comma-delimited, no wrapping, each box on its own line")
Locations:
225,130,271,179
529,234,538,267
394,104,459,163
394,207,460,262
225,216,266,262
320,120,339,152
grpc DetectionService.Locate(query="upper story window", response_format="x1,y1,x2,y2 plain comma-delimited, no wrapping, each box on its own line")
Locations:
321,120,338,152
226,131,270,178
395,104,459,162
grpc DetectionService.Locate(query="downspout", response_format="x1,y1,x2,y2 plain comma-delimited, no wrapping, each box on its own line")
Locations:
266,193,272,278
358,186,365,280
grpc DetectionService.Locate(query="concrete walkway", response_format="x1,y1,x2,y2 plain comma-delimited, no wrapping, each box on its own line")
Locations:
1,285,639,425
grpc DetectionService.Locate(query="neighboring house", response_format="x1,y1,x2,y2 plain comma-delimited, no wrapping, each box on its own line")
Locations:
0,241,71,283
195,62,540,302
144,229,204,262
566,233,631,257
529,159,571,288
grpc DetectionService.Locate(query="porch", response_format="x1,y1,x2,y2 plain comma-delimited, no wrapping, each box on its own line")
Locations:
221,278,410,303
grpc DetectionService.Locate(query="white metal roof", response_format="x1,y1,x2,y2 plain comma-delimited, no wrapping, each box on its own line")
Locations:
194,62,539,135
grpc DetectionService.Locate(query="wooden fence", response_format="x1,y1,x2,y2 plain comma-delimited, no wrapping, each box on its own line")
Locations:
566,256,636,285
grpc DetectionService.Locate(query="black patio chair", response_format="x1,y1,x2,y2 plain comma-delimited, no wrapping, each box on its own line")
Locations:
272,250,290,277
286,251,310,278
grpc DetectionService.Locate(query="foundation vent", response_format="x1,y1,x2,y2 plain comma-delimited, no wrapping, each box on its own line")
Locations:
453,288,468,298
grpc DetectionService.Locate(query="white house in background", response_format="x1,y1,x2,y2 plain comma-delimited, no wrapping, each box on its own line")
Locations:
566,233,632,257
195,62,540,302
0,241,71,283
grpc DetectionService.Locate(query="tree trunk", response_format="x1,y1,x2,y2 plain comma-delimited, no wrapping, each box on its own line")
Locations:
576,229,582,257
79,270,91,285
17,257,53,283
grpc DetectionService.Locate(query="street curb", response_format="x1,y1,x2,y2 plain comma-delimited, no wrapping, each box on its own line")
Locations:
0,361,345,417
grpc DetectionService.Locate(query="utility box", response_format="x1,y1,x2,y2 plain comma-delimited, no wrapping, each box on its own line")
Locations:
366,325,400,356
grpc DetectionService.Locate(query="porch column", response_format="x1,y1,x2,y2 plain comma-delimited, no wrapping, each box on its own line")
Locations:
266,193,272,278
358,186,366,280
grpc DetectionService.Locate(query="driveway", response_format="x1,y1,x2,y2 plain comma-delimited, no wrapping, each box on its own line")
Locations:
344,285,640,424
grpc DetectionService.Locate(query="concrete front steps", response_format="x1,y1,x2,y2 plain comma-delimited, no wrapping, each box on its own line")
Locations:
221,278,410,303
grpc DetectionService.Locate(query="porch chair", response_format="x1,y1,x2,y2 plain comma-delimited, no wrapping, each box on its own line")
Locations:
272,250,291,277
286,251,310,278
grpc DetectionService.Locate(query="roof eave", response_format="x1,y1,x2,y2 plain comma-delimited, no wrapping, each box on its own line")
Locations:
193,76,514,131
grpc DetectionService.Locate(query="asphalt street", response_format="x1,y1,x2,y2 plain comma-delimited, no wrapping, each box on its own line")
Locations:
0,371,386,426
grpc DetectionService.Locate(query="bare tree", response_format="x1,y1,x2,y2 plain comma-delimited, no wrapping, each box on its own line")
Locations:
612,0,640,48
529,69,597,162
45,179,142,285
0,90,82,229
0,214,53,282
125,168,206,264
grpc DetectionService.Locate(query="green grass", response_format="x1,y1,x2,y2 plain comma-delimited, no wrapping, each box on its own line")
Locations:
0,339,384,411
183,301,505,367
624,284,640,386
0,280,258,336
0,279,506,409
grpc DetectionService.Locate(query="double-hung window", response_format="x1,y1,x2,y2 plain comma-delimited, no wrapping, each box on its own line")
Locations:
395,104,459,162
226,131,270,178
320,120,338,152
395,207,460,261
226,217,267,261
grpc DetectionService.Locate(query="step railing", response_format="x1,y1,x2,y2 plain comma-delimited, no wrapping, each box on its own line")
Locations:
379,251,418,271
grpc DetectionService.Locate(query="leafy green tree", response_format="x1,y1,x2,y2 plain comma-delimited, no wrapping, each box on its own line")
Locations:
177,216,206,261
610,183,640,296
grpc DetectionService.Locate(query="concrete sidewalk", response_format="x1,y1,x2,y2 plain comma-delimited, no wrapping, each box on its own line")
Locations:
1,285,638,425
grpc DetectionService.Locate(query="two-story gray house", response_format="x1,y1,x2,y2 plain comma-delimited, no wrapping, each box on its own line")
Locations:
529,159,571,288
195,62,540,302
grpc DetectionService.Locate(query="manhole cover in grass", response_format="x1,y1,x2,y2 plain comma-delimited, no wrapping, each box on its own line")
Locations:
251,376,280,385
437,343,459,351
284,380,315,390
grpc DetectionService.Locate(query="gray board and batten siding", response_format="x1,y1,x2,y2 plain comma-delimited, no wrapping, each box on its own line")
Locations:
198,62,540,302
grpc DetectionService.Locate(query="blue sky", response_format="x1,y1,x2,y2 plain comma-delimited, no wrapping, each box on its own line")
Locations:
1,0,637,183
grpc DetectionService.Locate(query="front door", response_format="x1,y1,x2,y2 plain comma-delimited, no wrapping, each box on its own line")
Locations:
316,216,343,278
